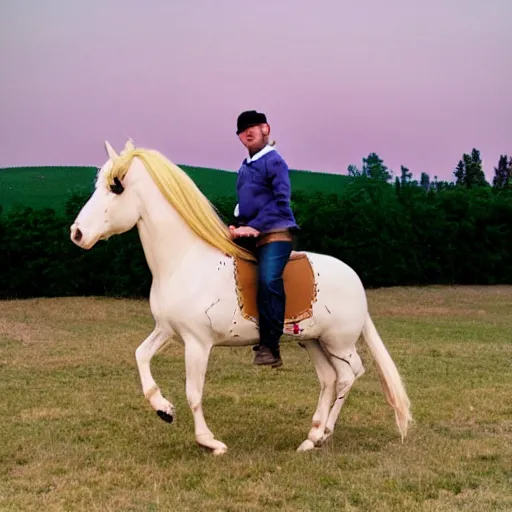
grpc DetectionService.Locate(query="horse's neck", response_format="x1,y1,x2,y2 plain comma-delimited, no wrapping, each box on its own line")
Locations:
134,167,217,280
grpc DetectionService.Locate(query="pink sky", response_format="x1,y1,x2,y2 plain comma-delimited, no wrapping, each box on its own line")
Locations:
1,0,511,181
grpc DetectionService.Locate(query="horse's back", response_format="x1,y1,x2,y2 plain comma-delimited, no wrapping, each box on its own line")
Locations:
301,251,364,288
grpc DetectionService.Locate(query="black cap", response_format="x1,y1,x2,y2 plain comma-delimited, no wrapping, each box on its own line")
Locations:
236,110,267,135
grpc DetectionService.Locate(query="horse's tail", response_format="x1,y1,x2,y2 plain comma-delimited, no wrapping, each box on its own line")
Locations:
361,313,412,441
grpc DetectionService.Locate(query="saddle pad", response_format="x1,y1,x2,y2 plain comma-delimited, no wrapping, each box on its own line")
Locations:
234,251,316,324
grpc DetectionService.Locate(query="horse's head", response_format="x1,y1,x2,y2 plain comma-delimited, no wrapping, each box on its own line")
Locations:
70,139,142,250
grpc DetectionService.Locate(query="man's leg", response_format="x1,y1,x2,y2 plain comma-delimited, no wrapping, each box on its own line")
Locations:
254,241,292,366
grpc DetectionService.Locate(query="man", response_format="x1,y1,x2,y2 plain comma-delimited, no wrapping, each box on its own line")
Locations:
229,110,298,368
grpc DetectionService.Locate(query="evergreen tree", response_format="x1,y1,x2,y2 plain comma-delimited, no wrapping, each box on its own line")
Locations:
466,148,488,187
454,148,488,188
347,164,361,178
454,160,465,185
420,172,430,191
347,153,392,182
492,154,512,189
431,175,455,192
362,153,392,182
400,165,412,186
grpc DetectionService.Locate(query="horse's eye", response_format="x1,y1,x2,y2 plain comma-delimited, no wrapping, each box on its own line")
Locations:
110,177,124,195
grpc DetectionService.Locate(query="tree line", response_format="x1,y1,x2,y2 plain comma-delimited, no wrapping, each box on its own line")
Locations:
0,148,511,299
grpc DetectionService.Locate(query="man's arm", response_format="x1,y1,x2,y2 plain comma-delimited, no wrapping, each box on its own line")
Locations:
267,156,292,206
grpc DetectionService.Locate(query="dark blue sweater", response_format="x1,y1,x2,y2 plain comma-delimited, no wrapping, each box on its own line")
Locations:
235,146,298,233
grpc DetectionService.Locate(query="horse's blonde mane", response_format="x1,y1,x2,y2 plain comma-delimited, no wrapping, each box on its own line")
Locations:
102,145,255,261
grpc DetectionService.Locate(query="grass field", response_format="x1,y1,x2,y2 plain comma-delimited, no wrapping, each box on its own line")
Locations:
1,286,511,511
0,164,349,213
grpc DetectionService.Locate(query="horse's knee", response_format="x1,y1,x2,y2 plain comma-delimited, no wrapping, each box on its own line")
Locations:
186,392,201,411
186,387,202,411
188,401,200,412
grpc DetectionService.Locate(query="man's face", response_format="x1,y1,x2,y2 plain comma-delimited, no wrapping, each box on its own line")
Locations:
238,123,269,152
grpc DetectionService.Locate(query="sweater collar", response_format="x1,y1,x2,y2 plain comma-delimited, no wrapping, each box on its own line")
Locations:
246,144,275,163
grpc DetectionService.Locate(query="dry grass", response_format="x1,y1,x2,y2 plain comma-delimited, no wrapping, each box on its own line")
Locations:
0,287,511,511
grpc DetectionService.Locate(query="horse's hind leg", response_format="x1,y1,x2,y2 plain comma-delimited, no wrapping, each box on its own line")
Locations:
297,339,337,452
317,336,365,446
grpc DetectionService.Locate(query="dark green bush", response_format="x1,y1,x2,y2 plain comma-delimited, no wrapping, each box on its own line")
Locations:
1,178,511,299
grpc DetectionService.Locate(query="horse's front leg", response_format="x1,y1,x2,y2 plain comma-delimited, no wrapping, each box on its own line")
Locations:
135,327,175,423
182,333,227,455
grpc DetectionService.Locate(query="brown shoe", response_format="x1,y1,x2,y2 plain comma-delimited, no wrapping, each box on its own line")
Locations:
253,345,282,368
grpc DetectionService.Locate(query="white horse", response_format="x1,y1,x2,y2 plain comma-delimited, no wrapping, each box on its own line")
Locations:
70,139,412,455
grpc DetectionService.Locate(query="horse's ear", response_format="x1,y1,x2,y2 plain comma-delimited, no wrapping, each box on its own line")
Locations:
124,138,135,152
105,140,118,160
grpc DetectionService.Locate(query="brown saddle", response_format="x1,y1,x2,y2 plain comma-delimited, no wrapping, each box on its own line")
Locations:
233,251,317,325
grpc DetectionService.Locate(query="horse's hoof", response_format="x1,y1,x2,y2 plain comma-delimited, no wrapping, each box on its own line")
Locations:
156,410,174,424
213,445,228,456
296,439,315,452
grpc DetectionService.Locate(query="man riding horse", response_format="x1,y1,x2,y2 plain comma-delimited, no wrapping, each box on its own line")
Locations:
229,110,299,368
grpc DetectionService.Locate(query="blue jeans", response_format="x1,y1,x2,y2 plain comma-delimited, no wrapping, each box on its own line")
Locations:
255,241,293,354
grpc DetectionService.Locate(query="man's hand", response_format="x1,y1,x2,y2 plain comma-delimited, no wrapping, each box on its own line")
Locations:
229,225,260,238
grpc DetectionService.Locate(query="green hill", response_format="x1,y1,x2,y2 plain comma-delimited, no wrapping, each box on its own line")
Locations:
0,164,349,213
